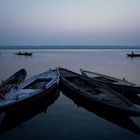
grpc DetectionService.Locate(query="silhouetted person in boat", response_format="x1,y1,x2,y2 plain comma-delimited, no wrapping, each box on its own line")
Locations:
132,51,134,55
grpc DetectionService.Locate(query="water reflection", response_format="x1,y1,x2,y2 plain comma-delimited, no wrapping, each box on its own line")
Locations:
0,90,59,135
0,49,140,139
61,88,140,136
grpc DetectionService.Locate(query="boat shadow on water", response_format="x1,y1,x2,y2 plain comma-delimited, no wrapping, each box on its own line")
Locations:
60,87,140,136
0,90,59,135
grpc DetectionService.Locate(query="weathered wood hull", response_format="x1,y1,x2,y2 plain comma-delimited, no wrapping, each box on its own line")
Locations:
59,68,140,116
0,83,58,112
81,69,140,94
60,87,140,136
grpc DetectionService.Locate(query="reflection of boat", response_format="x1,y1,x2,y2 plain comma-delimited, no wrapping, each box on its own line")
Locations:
0,90,59,135
0,69,59,112
80,69,140,95
59,68,140,116
14,52,33,56
61,88,140,136
0,69,27,97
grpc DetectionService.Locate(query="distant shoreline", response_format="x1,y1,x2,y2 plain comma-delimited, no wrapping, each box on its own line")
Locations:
0,45,140,49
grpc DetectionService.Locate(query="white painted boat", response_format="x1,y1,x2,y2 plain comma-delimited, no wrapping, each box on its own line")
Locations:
0,90,59,134
0,68,59,112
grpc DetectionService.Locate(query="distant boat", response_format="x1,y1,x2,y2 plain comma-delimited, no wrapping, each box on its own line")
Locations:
0,69,27,98
127,52,140,57
0,68,59,112
59,68,140,116
80,69,140,95
14,51,33,56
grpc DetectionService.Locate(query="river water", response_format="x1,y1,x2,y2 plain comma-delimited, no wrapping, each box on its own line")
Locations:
0,49,140,139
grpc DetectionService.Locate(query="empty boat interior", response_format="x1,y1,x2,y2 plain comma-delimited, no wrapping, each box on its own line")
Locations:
65,76,103,95
24,78,52,89
65,76,130,106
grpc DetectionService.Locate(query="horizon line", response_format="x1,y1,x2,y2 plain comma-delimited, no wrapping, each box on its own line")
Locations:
0,45,140,49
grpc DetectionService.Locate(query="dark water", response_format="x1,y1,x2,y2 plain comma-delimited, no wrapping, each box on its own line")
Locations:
0,49,140,140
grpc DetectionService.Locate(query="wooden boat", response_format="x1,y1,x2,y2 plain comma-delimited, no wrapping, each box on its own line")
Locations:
0,90,59,134
80,69,140,95
127,52,140,57
14,51,33,56
0,68,59,112
61,88,140,136
0,69,27,98
59,68,140,116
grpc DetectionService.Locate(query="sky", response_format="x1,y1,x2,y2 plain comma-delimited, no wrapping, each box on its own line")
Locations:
0,0,140,47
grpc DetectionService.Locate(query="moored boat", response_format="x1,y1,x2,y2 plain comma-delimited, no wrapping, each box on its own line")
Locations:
14,51,33,56
0,69,27,98
127,54,140,57
80,69,140,94
0,68,59,112
0,90,59,134
61,88,140,136
59,68,140,116
127,52,140,57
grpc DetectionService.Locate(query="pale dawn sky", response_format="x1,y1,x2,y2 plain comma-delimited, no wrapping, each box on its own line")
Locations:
0,0,140,47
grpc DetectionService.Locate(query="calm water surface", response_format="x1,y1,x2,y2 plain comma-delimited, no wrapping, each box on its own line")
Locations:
0,49,140,140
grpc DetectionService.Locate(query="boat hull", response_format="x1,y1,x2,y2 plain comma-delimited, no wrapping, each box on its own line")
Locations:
15,52,33,56
109,83,140,95
0,90,59,135
0,83,58,112
81,70,140,94
127,54,140,57
59,68,140,116
60,80,140,116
